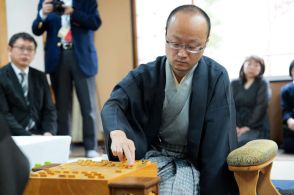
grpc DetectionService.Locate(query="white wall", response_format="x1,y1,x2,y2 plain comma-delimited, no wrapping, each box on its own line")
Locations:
6,0,44,71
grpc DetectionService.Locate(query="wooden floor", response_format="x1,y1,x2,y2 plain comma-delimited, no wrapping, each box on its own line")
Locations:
272,149,294,181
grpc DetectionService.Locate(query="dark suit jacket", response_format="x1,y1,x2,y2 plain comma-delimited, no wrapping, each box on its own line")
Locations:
281,82,294,138
32,0,102,76
0,113,30,195
0,64,57,135
281,82,294,123
102,56,238,195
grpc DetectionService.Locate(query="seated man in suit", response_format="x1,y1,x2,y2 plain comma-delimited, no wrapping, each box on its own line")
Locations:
281,59,294,153
0,113,30,195
0,32,57,136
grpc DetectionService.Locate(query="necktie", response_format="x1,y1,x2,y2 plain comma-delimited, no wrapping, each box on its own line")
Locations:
19,72,35,131
64,30,72,43
19,72,28,98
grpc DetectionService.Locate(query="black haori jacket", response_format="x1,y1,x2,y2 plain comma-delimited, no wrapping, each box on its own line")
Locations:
102,55,238,195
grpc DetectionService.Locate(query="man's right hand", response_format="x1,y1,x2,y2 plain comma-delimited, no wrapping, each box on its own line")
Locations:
236,126,250,137
287,118,294,131
110,130,135,165
42,0,53,16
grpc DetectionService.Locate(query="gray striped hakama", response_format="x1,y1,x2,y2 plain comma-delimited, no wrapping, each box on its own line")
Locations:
144,147,200,195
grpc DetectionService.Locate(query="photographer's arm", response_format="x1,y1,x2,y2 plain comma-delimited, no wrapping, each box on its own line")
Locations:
32,0,53,36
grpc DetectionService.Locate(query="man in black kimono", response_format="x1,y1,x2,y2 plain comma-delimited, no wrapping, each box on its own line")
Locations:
102,5,238,195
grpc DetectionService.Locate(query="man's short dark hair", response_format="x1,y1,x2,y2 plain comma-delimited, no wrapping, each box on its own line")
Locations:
289,60,294,77
8,32,37,48
165,4,211,39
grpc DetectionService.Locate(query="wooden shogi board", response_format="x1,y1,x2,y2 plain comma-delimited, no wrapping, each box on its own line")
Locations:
24,160,158,195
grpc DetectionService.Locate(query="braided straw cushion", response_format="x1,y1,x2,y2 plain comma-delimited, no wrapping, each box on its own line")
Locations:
227,139,278,166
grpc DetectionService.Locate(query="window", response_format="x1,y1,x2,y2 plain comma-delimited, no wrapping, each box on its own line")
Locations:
135,0,294,79
135,0,192,65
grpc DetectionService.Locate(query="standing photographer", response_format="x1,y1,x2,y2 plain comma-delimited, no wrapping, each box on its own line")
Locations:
32,0,102,158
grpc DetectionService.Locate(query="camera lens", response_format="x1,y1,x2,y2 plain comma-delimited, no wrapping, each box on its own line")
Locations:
52,0,65,15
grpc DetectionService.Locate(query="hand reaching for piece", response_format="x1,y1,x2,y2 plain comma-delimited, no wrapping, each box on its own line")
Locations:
110,130,136,165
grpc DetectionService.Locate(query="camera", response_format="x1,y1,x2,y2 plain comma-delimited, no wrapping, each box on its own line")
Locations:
52,0,65,15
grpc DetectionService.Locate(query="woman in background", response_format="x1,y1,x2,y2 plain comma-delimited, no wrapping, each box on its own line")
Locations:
231,55,271,146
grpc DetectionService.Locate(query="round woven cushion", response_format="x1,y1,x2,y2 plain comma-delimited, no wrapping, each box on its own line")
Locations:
227,139,278,166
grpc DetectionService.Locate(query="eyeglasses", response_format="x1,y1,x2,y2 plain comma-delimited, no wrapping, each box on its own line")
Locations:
12,45,35,53
166,40,206,54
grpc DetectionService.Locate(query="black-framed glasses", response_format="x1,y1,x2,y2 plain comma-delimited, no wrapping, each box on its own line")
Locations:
12,45,35,53
166,40,206,54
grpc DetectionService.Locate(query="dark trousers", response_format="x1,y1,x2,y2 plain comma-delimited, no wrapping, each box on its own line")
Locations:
282,125,294,153
50,49,97,150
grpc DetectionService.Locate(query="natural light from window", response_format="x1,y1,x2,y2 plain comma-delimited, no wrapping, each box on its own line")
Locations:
136,0,294,80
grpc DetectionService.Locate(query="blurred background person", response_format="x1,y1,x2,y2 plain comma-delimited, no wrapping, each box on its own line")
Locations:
0,113,30,195
280,60,294,153
231,55,271,146
32,0,102,157
0,32,56,136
